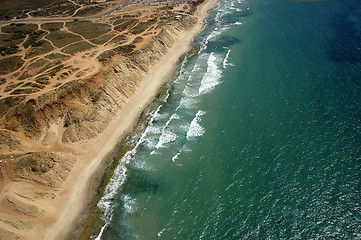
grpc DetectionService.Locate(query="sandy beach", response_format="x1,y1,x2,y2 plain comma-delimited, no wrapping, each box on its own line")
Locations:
40,0,219,239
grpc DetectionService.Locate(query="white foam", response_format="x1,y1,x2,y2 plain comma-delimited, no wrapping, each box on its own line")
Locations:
183,83,199,98
150,103,165,122
154,113,180,149
179,95,198,109
133,159,153,171
235,22,243,25
199,53,222,94
223,49,231,68
186,110,206,140
176,57,206,110
155,130,177,149
97,97,170,223
95,223,108,240
204,28,222,50
171,152,181,162
97,159,129,222
123,194,137,213
165,113,179,128
179,81,199,109
157,228,171,237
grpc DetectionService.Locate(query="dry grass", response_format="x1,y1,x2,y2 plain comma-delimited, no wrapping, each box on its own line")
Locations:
45,30,82,48
0,56,24,75
29,0,79,18
24,40,54,59
45,53,70,60
74,5,106,17
110,34,127,44
10,87,41,95
114,19,138,32
1,24,38,34
66,20,112,40
41,22,64,31
0,33,24,48
0,0,58,20
4,82,24,92
89,34,115,45
23,30,48,48
18,59,50,80
129,18,158,35
0,24,39,50
61,41,95,55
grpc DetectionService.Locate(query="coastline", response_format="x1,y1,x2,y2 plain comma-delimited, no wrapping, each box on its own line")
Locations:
41,0,219,239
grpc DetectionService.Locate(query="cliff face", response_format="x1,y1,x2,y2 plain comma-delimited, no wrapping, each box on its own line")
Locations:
1,20,195,145
0,12,196,239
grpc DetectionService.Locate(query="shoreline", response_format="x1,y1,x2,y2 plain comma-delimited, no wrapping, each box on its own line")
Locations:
42,0,219,239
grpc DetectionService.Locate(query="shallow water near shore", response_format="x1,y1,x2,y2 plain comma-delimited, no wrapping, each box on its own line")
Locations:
95,0,361,239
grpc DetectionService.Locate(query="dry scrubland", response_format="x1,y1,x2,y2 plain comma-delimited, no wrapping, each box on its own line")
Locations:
0,0,206,239
0,0,117,21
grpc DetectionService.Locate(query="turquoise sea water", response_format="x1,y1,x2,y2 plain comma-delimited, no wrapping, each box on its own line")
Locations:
95,0,361,239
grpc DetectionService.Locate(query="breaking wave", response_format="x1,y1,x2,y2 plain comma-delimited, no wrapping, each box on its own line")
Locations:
199,53,222,94
186,110,206,140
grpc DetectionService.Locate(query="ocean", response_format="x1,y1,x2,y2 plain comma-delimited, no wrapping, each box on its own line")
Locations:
95,0,361,239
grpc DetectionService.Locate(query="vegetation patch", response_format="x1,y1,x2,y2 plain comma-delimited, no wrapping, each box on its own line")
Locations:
4,82,24,92
10,88,40,95
38,62,60,74
28,59,49,70
0,33,24,48
45,52,70,60
0,0,59,20
110,34,127,44
61,41,95,55
113,18,127,26
0,45,20,55
114,19,138,32
89,34,115,45
41,22,64,31
1,23,38,34
0,24,38,51
22,82,44,89
18,59,50,80
74,5,105,17
45,30,82,48
0,78,6,85
35,77,50,85
0,56,24,75
23,30,47,48
30,0,79,17
129,18,158,35
24,40,54,59
66,20,111,40
44,64,63,77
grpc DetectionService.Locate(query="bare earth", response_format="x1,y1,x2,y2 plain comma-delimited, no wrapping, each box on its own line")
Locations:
0,0,218,239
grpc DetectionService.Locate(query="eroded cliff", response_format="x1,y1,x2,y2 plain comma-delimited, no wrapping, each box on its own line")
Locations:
0,3,197,239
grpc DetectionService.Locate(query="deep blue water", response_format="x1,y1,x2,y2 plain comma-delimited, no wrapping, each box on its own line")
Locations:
95,0,361,239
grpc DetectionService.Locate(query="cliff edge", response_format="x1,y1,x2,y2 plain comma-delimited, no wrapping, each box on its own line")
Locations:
0,0,216,239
